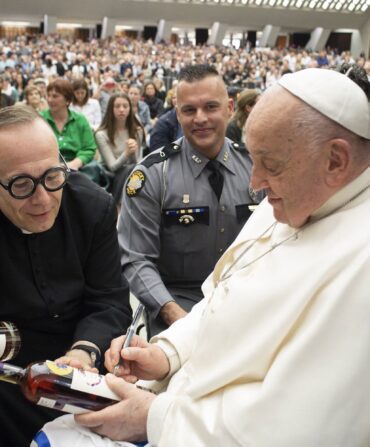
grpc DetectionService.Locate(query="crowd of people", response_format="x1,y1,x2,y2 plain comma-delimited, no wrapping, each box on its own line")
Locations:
0,31,370,447
1,33,369,105
1,33,368,197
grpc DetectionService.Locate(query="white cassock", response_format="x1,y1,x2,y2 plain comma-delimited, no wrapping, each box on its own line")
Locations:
34,167,370,447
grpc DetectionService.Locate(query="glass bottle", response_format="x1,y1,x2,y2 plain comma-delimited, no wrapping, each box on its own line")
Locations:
0,360,120,414
0,321,21,361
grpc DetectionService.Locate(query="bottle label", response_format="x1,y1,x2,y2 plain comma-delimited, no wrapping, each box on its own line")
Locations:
46,360,73,376
61,403,89,414
37,397,57,409
70,368,120,401
0,335,5,358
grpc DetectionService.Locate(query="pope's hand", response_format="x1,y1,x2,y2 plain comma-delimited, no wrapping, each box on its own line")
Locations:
75,374,155,442
105,334,170,382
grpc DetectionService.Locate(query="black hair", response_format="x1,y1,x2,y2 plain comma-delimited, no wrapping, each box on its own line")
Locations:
178,64,219,83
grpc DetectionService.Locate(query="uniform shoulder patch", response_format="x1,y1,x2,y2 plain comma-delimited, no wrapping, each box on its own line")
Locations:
141,142,182,168
126,170,146,197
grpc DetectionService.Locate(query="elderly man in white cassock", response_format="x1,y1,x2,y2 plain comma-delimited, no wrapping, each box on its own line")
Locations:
34,64,370,447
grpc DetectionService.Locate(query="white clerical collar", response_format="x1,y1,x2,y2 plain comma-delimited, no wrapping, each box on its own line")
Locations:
21,228,33,234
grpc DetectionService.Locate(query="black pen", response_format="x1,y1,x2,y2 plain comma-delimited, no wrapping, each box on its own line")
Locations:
113,303,145,376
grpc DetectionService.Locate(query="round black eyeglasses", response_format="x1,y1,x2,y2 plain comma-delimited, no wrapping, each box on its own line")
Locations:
0,166,70,200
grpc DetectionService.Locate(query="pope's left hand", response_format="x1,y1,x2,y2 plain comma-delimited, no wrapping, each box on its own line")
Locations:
75,374,155,442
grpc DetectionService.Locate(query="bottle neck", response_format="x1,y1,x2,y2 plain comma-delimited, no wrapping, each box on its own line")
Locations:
0,362,26,385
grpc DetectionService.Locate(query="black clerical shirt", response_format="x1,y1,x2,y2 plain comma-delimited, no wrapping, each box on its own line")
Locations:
0,172,131,446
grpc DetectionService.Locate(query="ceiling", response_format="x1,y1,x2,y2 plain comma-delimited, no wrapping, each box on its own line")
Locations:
0,0,369,33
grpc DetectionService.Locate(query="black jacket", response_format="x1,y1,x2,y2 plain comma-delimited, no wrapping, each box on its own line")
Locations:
0,172,131,446
149,108,183,152
144,95,164,119
226,119,245,150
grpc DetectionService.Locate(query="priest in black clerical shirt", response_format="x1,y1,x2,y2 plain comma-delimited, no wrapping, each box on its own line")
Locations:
0,106,132,447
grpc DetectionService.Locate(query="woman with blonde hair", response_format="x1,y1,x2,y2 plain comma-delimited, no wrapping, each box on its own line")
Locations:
226,88,260,150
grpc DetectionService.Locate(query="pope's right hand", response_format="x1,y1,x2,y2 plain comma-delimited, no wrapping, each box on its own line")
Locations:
104,334,170,383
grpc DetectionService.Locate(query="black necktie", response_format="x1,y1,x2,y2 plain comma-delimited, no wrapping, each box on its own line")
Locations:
206,159,224,201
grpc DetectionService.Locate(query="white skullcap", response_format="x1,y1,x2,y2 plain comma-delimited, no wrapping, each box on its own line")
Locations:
278,68,370,139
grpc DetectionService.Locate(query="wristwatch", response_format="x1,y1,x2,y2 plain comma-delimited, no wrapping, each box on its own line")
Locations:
71,344,101,368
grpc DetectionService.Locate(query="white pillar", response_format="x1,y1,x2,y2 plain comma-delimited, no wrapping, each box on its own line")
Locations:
43,15,57,34
305,27,331,51
207,22,227,46
351,16,370,58
351,30,363,58
155,20,173,43
101,17,117,39
259,25,280,48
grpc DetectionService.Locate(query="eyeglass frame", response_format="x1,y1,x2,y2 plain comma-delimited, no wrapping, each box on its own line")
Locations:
0,153,71,200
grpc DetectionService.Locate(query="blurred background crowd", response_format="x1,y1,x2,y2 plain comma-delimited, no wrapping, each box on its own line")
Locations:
1,34,369,109
1,34,369,205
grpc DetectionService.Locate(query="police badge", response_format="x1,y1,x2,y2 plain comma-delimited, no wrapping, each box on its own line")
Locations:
126,170,146,197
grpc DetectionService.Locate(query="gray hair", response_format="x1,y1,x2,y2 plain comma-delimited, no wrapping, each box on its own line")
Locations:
0,105,41,130
290,100,370,164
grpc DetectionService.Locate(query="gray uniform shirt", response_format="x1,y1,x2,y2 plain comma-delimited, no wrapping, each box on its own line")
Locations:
118,137,258,318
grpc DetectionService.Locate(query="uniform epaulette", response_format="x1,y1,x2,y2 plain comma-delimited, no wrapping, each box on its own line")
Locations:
230,141,245,152
141,142,182,168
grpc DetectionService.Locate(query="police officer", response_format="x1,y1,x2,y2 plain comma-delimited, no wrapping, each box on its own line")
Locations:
118,64,260,337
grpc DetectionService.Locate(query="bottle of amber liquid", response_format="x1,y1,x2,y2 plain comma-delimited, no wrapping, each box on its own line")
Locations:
0,360,120,414
0,321,21,361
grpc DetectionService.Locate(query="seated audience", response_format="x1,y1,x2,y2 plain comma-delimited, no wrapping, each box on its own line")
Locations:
148,107,183,152
97,77,120,116
226,88,260,150
23,84,48,112
33,77,48,101
0,75,14,108
95,93,144,206
70,79,102,131
161,80,178,114
40,78,97,171
153,77,166,102
149,79,182,151
128,84,152,134
143,81,164,125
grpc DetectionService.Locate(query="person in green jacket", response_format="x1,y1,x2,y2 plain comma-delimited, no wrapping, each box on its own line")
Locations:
40,79,96,171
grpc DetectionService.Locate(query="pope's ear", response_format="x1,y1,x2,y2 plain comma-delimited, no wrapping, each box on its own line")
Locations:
325,138,351,186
